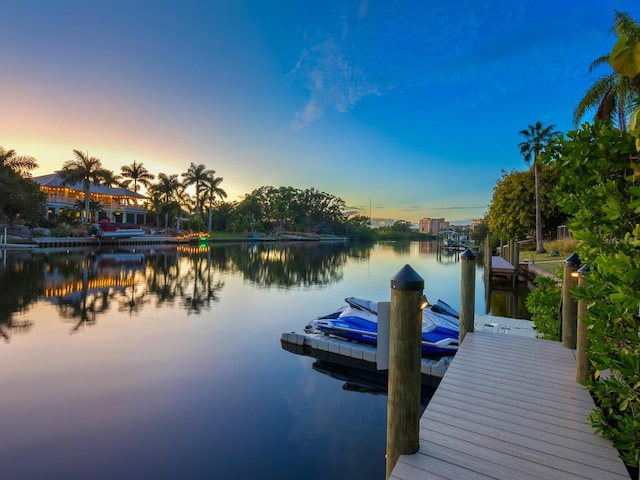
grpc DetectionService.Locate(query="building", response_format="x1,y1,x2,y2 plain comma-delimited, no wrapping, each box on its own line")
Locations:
419,217,450,235
470,218,484,231
32,172,148,224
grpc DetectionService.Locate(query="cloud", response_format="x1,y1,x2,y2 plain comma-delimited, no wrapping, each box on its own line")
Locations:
290,26,378,129
429,206,486,210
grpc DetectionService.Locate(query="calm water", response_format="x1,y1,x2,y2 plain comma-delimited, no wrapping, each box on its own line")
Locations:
0,241,529,480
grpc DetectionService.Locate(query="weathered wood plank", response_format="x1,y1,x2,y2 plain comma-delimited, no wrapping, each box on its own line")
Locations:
491,256,515,273
391,332,629,479
426,400,610,449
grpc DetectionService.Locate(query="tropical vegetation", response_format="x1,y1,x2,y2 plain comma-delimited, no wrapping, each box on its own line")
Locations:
518,122,559,253
59,150,116,223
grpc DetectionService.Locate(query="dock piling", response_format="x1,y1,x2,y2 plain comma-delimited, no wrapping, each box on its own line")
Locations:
576,265,590,383
562,253,580,349
460,249,476,343
386,264,424,479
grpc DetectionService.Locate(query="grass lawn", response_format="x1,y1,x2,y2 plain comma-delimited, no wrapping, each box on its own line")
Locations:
519,238,576,276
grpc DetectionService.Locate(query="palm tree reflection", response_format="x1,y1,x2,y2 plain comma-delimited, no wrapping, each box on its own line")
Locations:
4,242,373,336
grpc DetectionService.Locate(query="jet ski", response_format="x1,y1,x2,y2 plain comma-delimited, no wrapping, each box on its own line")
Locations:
304,297,459,357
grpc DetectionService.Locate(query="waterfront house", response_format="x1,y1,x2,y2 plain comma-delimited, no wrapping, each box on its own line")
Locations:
32,172,148,224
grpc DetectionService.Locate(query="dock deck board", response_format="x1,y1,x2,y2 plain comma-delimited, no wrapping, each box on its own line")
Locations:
391,332,629,480
491,256,515,274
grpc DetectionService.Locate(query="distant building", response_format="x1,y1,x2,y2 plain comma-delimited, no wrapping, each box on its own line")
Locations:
471,218,484,231
32,172,148,224
419,217,449,235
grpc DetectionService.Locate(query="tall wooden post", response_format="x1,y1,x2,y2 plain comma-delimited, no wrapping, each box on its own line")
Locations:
562,253,580,349
386,265,424,479
512,241,520,287
460,249,476,343
576,265,590,383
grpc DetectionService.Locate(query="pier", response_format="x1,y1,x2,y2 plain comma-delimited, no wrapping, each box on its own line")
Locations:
489,255,516,282
280,314,536,380
389,331,628,479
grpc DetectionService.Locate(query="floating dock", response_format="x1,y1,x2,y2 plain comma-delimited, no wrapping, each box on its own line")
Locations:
390,332,629,480
280,314,536,379
490,255,516,281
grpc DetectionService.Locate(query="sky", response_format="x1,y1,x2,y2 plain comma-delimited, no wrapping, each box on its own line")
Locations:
3,0,640,226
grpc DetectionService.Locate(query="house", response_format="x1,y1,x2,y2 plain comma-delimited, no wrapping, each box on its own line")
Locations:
32,172,148,224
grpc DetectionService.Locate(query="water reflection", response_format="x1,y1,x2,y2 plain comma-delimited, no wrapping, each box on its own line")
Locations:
0,242,374,339
227,241,369,288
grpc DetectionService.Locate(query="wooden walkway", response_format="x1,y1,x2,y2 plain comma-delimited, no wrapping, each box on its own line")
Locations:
390,332,629,480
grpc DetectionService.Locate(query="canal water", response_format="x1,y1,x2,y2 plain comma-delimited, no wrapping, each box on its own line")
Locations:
0,241,530,479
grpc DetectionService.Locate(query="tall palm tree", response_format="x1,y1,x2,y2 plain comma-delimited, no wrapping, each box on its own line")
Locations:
519,122,558,253
182,162,214,220
203,173,227,233
149,173,181,228
118,161,155,193
59,149,115,223
574,11,640,130
0,147,38,177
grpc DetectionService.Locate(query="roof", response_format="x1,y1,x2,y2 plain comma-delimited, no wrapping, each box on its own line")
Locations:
32,172,147,199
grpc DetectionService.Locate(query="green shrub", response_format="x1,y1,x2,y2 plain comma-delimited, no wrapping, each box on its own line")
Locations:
525,275,561,340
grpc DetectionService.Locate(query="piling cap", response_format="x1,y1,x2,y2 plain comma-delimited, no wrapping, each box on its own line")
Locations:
577,264,590,274
564,253,581,267
390,264,424,291
461,248,476,260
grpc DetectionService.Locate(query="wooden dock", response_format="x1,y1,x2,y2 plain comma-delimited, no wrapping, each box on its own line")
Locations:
390,332,629,480
281,314,537,379
490,256,516,278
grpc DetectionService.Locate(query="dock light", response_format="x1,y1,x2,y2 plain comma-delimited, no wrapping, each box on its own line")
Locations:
419,294,430,310
570,271,579,278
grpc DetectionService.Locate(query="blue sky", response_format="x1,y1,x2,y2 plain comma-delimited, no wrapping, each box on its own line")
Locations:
2,0,640,225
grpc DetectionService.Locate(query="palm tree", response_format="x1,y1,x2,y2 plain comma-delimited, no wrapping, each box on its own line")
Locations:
573,55,638,130
574,11,640,130
59,150,115,223
182,162,214,220
0,147,38,176
118,161,155,193
203,173,227,233
519,122,558,253
149,173,181,228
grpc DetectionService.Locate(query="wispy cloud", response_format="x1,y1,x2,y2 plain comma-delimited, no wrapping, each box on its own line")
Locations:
290,10,378,129
401,205,423,212
429,206,486,210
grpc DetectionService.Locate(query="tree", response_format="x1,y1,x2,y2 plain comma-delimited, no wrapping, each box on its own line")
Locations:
59,150,115,223
182,163,214,221
573,55,638,131
0,163,45,225
0,147,38,177
74,199,104,223
518,121,558,253
486,167,564,242
202,173,227,233
149,173,181,228
547,121,640,469
118,161,155,193
574,11,640,131
608,11,640,151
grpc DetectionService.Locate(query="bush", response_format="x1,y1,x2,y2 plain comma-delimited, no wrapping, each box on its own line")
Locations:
525,275,561,340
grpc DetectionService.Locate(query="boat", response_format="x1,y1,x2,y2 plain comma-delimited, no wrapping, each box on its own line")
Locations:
97,252,145,265
90,219,145,238
304,297,459,357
